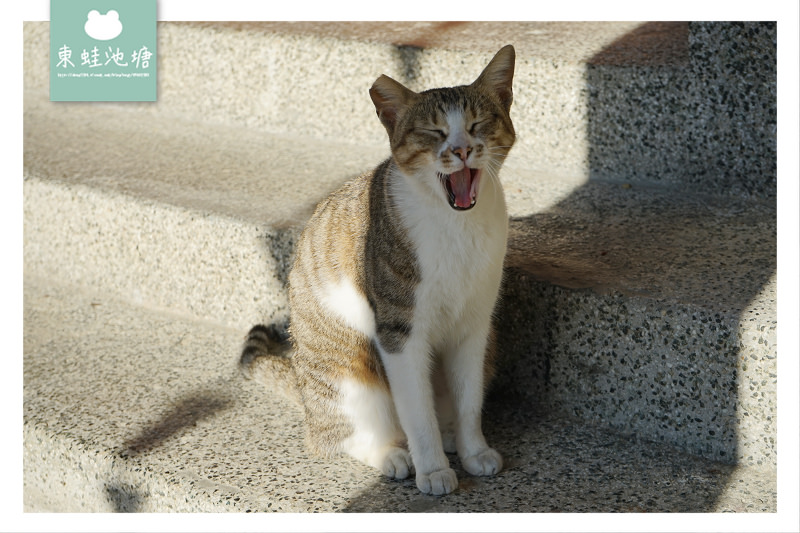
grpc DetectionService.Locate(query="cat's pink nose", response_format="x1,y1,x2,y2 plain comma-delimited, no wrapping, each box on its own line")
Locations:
452,146,472,161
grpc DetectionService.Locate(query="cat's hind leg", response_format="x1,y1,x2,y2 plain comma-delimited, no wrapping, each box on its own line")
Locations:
338,378,413,480
433,362,458,454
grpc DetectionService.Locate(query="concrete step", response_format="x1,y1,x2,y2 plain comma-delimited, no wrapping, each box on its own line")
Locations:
24,101,777,470
23,275,776,513
25,21,776,195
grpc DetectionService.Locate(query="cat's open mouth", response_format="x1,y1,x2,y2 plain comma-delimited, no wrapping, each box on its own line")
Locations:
438,168,482,211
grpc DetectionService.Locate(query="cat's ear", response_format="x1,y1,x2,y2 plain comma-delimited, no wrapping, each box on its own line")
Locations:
370,75,416,134
473,45,515,112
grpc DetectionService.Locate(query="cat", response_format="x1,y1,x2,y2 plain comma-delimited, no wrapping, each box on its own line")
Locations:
241,45,516,496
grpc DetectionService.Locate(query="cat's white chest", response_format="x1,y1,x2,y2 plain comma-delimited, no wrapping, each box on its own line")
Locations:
395,172,508,348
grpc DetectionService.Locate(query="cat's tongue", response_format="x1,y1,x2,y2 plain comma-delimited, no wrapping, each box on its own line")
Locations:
447,167,479,210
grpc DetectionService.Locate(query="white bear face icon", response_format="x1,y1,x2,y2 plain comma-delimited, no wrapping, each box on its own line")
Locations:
84,9,123,41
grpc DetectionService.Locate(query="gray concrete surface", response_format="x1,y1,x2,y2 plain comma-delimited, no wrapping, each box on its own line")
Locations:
23,276,776,513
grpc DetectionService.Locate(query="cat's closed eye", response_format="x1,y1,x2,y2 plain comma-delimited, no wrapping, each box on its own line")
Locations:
469,117,495,136
418,127,447,139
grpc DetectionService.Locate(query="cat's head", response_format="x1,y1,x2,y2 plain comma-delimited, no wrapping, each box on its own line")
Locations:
369,45,516,211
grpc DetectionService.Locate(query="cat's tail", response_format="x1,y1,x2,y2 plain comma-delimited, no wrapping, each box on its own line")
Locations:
240,323,302,407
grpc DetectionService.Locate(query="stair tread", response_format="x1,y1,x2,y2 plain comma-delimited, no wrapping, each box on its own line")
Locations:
23,100,387,227
23,276,776,513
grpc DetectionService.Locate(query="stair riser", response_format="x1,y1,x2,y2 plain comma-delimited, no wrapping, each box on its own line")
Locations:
23,425,204,512
496,271,776,467
24,178,295,330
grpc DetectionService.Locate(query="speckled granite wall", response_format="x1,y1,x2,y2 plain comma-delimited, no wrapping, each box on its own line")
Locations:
495,274,776,468
586,22,776,197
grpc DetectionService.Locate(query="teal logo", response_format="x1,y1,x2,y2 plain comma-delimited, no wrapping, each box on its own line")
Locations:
84,10,124,40
50,0,157,102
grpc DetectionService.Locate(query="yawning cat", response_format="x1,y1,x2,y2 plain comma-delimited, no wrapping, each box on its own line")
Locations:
242,45,516,496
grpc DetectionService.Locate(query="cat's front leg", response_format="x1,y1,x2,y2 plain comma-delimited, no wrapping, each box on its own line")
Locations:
443,328,503,477
379,341,458,495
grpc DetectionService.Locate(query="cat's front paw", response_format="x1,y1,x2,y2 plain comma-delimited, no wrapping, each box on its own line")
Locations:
380,447,413,480
462,448,503,477
416,467,458,495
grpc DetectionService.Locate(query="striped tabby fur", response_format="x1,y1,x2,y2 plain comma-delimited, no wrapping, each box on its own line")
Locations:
242,45,516,495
